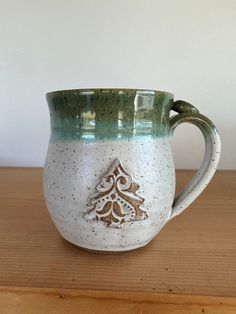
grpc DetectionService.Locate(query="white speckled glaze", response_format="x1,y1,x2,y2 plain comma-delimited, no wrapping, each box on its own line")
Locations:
44,138,175,252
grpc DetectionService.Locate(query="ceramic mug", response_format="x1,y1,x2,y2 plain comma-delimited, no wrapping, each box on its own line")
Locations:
44,89,221,253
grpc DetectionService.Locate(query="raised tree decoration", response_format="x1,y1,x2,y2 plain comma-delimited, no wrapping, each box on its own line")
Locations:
84,159,148,228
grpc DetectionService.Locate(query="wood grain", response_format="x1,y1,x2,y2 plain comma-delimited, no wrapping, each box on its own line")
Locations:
1,286,236,314
0,168,236,312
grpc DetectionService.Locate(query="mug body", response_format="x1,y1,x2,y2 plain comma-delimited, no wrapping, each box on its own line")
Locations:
44,89,175,252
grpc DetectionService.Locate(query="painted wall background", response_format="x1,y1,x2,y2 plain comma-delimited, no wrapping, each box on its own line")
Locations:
0,0,235,169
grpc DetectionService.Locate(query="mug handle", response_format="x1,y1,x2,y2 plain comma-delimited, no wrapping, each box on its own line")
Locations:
168,100,221,220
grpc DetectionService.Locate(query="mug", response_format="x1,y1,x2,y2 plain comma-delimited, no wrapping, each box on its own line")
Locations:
44,88,221,253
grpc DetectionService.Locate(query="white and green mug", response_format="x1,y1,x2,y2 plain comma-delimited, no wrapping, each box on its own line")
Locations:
44,89,221,253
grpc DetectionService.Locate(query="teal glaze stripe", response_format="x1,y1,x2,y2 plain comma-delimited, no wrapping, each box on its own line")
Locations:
49,128,171,143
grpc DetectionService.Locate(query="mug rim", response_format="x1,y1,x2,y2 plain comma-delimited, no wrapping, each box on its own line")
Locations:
46,88,174,98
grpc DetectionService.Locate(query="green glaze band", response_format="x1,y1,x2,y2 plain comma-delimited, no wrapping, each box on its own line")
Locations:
46,89,174,142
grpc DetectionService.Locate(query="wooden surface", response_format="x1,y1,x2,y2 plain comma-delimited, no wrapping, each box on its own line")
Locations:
1,287,236,314
0,168,236,313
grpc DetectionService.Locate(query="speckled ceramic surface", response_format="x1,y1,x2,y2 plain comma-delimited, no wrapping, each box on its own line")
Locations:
44,89,221,253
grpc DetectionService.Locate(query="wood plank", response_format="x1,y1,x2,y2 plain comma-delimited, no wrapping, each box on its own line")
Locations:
0,168,235,297
1,286,236,314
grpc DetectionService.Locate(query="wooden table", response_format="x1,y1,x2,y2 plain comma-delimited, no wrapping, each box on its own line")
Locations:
0,168,235,313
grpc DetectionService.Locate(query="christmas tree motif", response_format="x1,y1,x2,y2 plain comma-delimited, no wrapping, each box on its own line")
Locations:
84,159,148,228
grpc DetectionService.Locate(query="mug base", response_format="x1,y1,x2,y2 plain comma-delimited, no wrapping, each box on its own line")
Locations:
76,244,147,254
62,235,151,254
